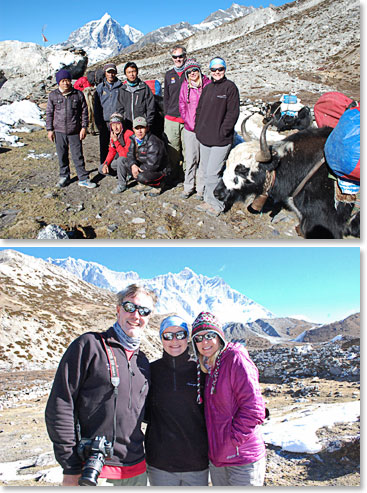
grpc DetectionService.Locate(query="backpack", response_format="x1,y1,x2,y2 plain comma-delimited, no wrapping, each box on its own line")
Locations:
324,103,360,189
314,91,355,128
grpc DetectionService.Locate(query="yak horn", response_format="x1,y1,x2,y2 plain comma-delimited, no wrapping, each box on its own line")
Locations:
256,120,273,162
241,114,254,142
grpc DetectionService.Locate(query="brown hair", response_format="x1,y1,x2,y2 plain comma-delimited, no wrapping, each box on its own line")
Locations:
116,283,158,307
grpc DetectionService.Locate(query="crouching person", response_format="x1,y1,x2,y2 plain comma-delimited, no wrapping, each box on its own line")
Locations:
46,69,96,189
98,113,134,194
128,117,167,194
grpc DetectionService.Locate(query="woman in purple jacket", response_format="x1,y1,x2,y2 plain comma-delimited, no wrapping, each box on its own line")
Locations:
191,311,266,486
179,59,211,199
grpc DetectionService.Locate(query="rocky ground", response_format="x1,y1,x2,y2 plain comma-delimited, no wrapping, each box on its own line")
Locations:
0,367,360,487
0,127,303,240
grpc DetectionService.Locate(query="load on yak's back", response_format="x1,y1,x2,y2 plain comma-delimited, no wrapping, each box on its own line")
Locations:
213,91,360,240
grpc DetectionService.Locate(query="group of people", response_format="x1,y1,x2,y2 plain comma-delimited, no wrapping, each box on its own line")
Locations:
45,283,267,487
46,46,240,215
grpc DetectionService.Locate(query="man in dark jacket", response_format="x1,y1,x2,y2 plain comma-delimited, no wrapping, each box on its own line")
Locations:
46,69,96,189
163,45,187,184
116,62,156,132
127,116,167,192
45,284,157,486
94,63,123,163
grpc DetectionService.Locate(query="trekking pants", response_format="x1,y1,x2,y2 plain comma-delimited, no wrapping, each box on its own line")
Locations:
55,132,89,181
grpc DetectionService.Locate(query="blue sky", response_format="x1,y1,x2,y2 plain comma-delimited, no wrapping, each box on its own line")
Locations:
0,0,290,45
0,246,360,324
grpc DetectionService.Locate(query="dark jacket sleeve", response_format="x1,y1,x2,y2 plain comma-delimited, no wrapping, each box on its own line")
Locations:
145,85,156,127
221,82,240,139
126,138,137,168
163,72,170,116
46,92,55,131
116,88,126,120
80,91,89,129
94,84,104,127
45,337,91,475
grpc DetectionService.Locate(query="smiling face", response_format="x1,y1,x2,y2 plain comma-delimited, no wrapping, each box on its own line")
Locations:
162,326,188,357
210,65,226,81
116,292,154,338
195,331,221,359
58,78,72,92
172,48,186,69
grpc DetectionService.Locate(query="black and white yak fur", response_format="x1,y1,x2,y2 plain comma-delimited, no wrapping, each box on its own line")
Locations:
214,126,359,239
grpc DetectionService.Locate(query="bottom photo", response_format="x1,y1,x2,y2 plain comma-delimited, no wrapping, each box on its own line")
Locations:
0,246,360,487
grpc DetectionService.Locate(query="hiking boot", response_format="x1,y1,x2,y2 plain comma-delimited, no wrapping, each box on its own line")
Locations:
181,190,194,199
195,202,221,217
194,193,204,201
111,183,127,194
78,179,97,189
56,177,70,188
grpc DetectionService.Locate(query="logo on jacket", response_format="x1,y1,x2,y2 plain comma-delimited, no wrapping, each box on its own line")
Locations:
217,95,227,99
170,77,176,84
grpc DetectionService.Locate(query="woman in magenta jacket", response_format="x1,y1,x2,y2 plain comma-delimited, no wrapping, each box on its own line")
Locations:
179,59,211,199
191,311,266,486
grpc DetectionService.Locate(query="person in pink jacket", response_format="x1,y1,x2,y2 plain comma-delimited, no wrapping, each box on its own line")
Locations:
191,311,266,486
179,59,211,199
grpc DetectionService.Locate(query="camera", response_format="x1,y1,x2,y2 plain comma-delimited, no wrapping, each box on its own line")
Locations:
77,436,113,486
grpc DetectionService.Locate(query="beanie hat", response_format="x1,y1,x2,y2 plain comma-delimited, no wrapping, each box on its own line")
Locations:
159,315,189,339
191,312,226,346
110,112,124,123
209,57,227,70
56,69,72,85
191,312,227,405
184,58,201,73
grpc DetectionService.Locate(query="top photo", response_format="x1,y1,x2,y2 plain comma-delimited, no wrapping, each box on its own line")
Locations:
0,0,360,240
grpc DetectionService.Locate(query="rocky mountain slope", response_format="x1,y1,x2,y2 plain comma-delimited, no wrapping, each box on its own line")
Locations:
0,250,360,370
0,250,162,369
102,0,359,104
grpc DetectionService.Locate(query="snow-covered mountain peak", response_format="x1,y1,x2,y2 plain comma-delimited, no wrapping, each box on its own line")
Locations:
48,257,275,325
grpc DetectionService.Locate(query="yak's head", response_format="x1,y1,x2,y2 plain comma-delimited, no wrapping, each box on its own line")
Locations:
214,142,267,203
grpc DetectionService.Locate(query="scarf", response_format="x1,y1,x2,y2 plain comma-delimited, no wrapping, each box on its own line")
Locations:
60,88,73,97
113,321,141,351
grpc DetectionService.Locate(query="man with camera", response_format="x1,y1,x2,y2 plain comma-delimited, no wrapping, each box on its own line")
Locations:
45,284,157,486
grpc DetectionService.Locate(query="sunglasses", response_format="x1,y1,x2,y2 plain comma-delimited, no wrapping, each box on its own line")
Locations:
193,332,218,343
210,67,225,73
162,330,188,341
187,68,199,75
172,54,185,59
121,301,151,317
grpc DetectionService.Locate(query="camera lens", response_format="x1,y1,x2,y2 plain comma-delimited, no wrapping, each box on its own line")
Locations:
78,454,105,486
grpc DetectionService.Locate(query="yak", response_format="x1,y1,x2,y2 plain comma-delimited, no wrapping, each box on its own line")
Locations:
214,121,360,239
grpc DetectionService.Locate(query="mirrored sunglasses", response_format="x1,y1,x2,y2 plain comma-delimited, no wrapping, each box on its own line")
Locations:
187,68,199,75
193,332,218,343
121,301,151,317
172,54,185,59
162,330,188,341
210,67,225,73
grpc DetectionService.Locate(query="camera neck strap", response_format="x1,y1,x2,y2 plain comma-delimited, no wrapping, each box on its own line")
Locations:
100,334,120,448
